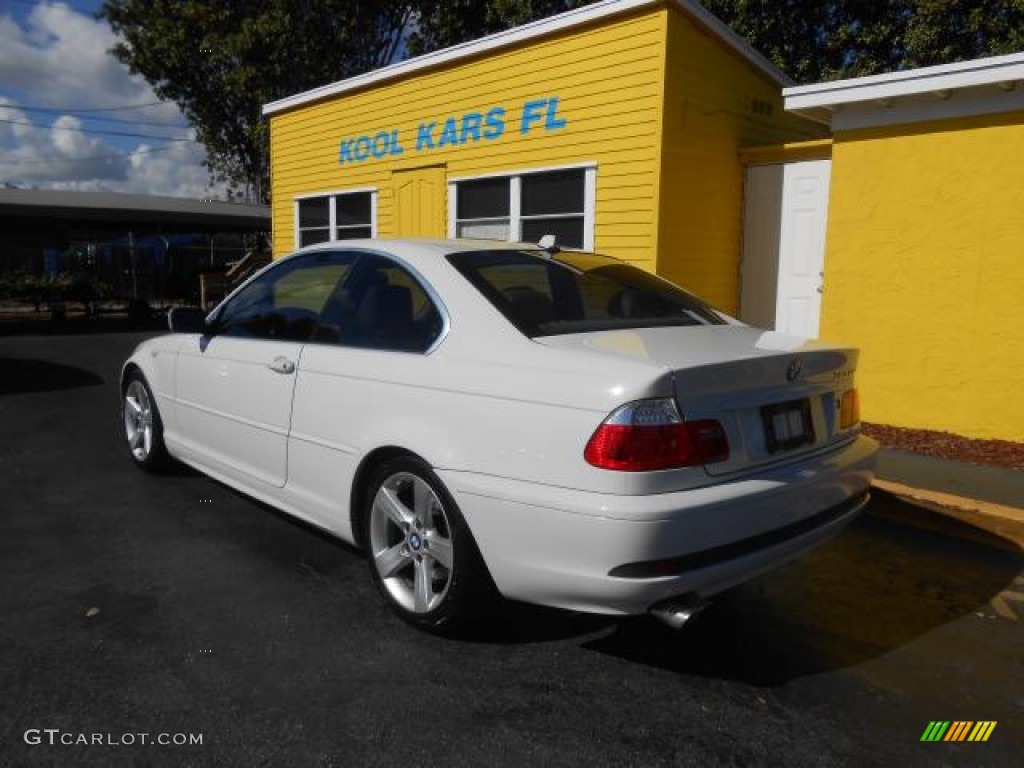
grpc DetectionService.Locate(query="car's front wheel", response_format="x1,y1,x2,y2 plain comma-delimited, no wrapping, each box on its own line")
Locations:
364,456,490,633
122,372,169,472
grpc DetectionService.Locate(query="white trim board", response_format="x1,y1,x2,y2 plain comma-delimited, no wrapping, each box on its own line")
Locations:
293,186,379,201
828,86,1024,131
262,0,790,117
784,51,1024,127
447,161,597,184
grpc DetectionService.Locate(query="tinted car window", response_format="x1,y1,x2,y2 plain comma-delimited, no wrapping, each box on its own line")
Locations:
315,253,444,353
447,250,724,337
215,251,356,341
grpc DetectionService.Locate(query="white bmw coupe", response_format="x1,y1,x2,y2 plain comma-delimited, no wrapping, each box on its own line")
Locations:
121,239,877,632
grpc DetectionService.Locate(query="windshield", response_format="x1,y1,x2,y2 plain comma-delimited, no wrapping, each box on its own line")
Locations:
447,249,725,337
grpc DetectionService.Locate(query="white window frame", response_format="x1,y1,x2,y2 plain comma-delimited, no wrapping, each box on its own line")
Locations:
294,187,378,248
447,162,596,250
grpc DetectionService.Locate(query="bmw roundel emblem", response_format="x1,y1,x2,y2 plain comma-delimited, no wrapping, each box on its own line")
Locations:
786,359,802,382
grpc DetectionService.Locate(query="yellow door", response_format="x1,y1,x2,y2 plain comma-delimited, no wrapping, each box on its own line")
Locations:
391,165,447,237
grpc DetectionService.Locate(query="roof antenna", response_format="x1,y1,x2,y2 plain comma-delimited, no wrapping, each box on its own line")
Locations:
537,234,560,255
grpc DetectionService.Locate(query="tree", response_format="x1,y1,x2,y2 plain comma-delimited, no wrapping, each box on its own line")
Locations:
901,0,1024,70
699,0,1024,83
101,0,416,201
407,1,592,55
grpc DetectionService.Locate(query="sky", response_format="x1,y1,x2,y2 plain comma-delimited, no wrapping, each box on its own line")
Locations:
0,0,222,199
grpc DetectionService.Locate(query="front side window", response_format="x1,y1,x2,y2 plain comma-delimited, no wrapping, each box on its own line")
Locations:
448,249,724,337
296,191,374,247
215,251,356,341
453,167,592,249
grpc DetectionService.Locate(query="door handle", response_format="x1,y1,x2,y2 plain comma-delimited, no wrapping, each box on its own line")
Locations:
267,356,296,375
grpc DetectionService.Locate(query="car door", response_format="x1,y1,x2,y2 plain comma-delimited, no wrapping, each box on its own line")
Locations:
284,252,447,535
174,250,356,487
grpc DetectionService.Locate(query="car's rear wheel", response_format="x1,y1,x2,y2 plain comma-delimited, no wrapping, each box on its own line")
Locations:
364,456,490,632
122,373,169,471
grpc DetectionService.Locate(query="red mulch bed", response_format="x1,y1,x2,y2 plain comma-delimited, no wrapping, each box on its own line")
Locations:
862,423,1024,471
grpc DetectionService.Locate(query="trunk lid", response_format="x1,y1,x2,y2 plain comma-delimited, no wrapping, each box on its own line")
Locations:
537,325,860,478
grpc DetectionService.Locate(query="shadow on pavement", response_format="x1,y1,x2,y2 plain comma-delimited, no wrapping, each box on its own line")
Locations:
0,315,166,337
213,482,617,644
201,475,1022,657
459,602,615,644
0,358,104,395
581,511,1022,686
868,488,1024,552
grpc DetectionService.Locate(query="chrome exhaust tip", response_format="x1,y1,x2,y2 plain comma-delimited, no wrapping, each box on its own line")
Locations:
649,595,709,630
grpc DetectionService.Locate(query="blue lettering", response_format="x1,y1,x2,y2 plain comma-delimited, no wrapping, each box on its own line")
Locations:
483,107,505,140
371,131,390,158
520,99,547,134
416,122,436,151
388,129,404,155
545,97,567,130
339,104,525,162
437,117,459,147
460,112,482,143
338,139,355,164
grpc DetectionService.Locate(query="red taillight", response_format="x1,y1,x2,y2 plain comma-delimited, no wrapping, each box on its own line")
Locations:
584,399,729,471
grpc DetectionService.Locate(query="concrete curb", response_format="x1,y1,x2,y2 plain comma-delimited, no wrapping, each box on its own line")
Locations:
870,479,1024,552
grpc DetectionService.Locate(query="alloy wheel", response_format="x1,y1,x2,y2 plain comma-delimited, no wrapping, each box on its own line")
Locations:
123,379,154,462
368,472,455,614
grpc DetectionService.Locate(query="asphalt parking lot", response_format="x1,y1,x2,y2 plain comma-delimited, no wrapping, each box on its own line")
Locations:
1,330,1022,767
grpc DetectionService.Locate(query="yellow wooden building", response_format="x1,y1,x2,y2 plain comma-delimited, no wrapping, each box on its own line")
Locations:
262,0,823,315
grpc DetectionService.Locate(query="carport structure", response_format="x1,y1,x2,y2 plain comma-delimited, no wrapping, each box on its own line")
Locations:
0,188,271,304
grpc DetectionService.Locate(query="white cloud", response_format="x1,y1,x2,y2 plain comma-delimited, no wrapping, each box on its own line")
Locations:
0,2,226,199
51,115,102,157
0,3,140,108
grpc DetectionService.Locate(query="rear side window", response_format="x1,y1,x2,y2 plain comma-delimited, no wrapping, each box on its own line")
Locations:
314,253,444,353
447,250,724,337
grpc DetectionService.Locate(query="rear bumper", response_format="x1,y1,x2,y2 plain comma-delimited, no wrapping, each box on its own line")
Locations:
438,435,877,615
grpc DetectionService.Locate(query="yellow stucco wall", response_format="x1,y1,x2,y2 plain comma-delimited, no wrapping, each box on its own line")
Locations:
656,8,826,313
268,7,668,271
824,111,1024,441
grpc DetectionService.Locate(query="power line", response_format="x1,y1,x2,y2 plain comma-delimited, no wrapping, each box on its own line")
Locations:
1,105,187,129
1,100,169,113
0,143,202,166
0,117,195,142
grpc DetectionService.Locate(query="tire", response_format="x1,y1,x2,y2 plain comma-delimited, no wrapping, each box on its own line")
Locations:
121,372,170,472
363,455,492,633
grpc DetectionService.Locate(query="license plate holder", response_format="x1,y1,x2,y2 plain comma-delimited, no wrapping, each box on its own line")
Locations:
761,399,815,453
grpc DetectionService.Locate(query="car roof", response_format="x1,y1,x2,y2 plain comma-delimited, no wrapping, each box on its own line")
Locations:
289,237,543,264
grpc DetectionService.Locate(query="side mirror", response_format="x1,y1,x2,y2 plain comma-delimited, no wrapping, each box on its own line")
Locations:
168,306,209,334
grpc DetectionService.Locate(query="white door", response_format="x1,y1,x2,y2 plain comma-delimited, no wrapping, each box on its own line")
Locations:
775,159,830,338
175,335,303,487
